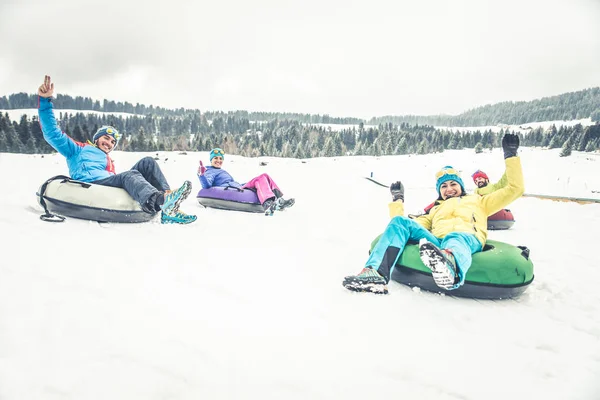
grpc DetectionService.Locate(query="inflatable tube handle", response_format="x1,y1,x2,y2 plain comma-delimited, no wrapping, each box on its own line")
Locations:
40,213,66,223
62,179,92,189
517,246,530,260
224,186,243,192
38,175,71,223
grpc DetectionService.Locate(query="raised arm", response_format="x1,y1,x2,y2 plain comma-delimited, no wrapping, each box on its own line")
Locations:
37,75,80,158
481,134,525,215
387,180,433,230
198,163,215,189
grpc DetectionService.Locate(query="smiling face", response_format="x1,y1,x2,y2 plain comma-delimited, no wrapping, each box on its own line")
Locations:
474,176,488,188
440,180,463,200
211,156,223,168
95,134,116,153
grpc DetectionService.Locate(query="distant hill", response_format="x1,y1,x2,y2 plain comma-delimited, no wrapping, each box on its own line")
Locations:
369,87,600,127
1,87,599,127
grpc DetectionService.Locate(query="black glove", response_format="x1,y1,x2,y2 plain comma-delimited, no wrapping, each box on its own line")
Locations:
502,133,520,159
390,181,404,202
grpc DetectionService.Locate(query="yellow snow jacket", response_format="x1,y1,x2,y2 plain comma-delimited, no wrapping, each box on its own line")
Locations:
388,157,524,246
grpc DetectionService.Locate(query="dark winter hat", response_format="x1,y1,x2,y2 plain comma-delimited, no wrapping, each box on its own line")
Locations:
435,166,466,196
471,170,489,182
93,126,121,147
210,148,225,161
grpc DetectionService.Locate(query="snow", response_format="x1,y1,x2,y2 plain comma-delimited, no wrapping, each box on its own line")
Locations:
1,147,599,400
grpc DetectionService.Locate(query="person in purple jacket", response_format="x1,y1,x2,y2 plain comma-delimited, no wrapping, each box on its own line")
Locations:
197,148,295,215
37,75,196,224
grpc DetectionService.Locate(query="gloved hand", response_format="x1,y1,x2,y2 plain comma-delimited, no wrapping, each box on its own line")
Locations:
502,133,520,159
390,181,404,202
198,160,206,175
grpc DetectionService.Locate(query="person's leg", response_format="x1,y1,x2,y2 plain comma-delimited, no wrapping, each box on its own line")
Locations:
130,156,170,191
262,173,281,193
94,171,160,213
439,232,482,288
365,216,440,282
242,173,276,204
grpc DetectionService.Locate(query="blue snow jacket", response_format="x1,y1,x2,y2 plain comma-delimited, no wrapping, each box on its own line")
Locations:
38,97,116,182
198,166,244,189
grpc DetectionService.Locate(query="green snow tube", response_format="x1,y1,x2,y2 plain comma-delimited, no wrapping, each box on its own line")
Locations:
370,235,534,299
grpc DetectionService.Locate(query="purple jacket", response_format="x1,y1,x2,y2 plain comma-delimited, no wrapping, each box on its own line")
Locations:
198,166,244,189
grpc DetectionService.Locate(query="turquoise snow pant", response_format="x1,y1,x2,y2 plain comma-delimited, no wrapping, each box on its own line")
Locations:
365,216,482,289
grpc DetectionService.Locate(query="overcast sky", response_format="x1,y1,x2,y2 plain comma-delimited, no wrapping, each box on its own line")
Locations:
1,0,599,119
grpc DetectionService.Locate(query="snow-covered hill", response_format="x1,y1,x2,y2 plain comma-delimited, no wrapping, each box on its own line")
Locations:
0,147,599,400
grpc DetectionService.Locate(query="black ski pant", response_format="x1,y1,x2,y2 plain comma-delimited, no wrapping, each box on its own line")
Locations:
93,157,170,213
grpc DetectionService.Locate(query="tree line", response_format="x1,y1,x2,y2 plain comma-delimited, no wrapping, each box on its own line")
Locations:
2,85,599,127
0,93,363,124
1,110,598,158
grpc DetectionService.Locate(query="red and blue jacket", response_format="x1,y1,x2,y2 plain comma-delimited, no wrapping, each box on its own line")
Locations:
38,96,115,182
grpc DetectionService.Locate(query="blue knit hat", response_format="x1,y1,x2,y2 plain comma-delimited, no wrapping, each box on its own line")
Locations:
92,126,121,147
209,148,225,161
436,166,465,197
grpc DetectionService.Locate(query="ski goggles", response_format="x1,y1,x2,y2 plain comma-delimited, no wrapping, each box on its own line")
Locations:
435,167,460,179
210,148,225,160
107,128,122,142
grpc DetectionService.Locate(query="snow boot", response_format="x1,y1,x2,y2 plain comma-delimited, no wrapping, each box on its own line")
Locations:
343,267,389,294
418,239,459,290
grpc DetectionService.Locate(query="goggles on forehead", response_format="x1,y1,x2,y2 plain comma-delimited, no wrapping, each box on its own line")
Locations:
435,168,460,179
211,148,225,156
108,130,122,142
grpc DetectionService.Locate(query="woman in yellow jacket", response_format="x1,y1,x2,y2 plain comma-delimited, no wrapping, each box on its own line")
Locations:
343,134,524,295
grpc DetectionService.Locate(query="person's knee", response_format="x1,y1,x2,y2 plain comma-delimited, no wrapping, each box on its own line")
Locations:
391,216,410,224
140,156,156,166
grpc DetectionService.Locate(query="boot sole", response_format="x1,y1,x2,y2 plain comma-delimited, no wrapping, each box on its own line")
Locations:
343,280,389,294
164,181,192,216
161,214,197,224
419,242,457,290
172,181,192,214
277,199,295,211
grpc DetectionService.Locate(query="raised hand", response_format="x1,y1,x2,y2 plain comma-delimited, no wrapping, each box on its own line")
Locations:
390,181,404,202
502,133,520,159
198,160,206,175
38,75,54,98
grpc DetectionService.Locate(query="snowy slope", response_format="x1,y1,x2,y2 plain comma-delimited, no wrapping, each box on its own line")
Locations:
0,148,599,400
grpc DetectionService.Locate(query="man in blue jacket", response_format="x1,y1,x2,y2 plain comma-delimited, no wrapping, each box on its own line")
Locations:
37,75,196,224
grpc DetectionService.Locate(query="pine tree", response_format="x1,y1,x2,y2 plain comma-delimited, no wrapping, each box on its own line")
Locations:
17,115,32,145
559,138,572,157
5,125,24,153
24,135,37,154
0,129,8,152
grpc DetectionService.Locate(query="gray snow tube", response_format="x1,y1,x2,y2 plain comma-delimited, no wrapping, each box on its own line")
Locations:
37,176,156,223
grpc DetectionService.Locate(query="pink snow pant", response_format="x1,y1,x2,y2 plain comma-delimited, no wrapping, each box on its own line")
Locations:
242,173,281,204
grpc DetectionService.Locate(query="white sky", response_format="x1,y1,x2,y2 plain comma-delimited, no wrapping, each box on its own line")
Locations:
1,0,599,118
1,147,599,399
